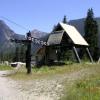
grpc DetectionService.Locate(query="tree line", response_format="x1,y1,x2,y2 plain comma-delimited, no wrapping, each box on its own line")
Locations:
0,44,26,63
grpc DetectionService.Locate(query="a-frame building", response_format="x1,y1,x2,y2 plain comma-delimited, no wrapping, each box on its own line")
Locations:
36,22,93,65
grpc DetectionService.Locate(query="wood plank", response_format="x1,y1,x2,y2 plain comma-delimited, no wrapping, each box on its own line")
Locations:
73,46,81,63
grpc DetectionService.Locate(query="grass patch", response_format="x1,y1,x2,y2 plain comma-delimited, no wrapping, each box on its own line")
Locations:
10,63,98,80
61,64,100,100
0,65,13,70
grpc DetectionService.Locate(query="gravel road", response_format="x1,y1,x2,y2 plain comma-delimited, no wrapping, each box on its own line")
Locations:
0,66,98,100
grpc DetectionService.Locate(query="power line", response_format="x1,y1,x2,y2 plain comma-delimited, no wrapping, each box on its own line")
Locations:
0,16,29,31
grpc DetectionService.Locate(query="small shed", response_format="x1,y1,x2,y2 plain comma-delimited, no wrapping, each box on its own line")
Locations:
36,22,93,65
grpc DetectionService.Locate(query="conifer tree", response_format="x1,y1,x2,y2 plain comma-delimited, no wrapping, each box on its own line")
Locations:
84,8,99,61
13,46,19,62
20,45,26,62
62,15,67,23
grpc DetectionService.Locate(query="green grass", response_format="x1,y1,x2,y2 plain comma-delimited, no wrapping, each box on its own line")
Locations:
10,63,97,80
62,78,100,100
0,65,13,70
61,64,100,100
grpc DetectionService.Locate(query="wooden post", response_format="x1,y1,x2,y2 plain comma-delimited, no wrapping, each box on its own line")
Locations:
86,47,93,63
26,31,32,74
73,46,81,63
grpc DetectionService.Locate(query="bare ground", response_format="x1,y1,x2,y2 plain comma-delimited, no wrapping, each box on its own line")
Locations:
0,65,99,100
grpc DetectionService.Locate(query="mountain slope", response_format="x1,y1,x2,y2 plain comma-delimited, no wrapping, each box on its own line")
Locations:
31,29,47,38
31,29,48,55
0,20,16,52
0,20,47,55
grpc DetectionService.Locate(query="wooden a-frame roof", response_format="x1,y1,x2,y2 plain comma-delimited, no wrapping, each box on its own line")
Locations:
47,22,89,46
59,22,89,46
47,30,64,45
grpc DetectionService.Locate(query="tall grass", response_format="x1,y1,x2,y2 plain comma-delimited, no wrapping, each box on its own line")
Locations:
61,64,100,100
0,65,13,70
63,78,100,100
10,63,97,80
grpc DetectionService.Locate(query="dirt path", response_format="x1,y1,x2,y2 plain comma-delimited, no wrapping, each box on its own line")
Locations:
0,66,98,100
0,64,21,77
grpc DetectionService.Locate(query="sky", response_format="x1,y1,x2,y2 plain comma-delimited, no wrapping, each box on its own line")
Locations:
0,0,100,35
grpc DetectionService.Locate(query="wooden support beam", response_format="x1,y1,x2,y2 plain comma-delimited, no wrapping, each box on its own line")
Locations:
86,48,93,63
73,46,81,63
98,57,100,64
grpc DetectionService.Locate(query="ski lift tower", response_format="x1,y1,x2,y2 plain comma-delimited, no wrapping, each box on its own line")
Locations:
11,31,47,74
11,31,32,74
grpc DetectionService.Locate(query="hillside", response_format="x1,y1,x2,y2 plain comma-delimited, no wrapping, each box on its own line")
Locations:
31,29,47,38
0,20,47,54
0,20,16,53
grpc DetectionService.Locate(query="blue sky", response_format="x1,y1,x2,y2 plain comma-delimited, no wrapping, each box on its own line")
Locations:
0,0,100,35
